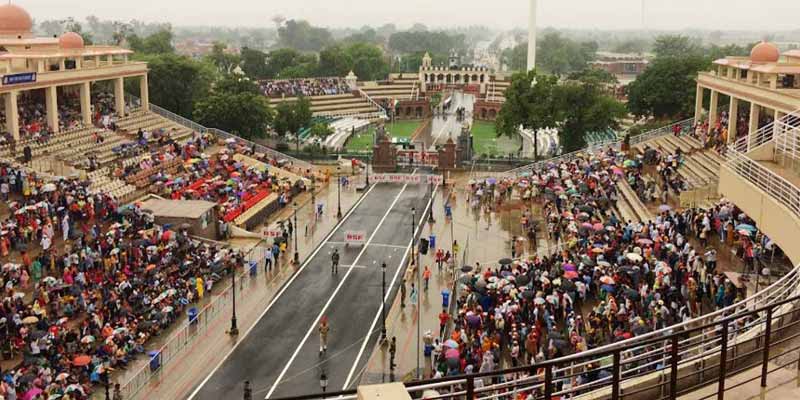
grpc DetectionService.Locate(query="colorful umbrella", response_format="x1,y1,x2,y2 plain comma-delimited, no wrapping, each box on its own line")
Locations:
563,271,578,279
445,348,460,359
444,339,459,349
72,355,91,366
600,276,616,285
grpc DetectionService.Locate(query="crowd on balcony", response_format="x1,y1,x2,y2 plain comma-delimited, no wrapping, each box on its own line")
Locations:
258,78,351,98
0,160,249,400
424,148,766,386
693,110,775,155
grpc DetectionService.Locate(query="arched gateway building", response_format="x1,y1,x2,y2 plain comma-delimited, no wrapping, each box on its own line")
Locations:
0,3,150,141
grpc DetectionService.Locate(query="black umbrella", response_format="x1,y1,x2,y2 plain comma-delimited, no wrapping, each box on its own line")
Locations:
499,258,513,265
461,265,474,273
521,290,536,300
516,275,530,286
560,279,576,292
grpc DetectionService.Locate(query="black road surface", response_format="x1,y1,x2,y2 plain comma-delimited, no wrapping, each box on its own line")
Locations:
190,182,431,399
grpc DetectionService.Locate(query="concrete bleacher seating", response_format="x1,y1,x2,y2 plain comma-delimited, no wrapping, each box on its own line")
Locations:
359,80,417,100
87,167,137,202
116,110,196,143
617,179,655,223
268,93,383,118
323,118,370,151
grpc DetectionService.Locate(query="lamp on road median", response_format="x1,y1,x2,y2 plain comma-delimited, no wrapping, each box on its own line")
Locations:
336,166,343,219
293,202,299,264
320,372,328,395
229,262,239,335
381,262,387,341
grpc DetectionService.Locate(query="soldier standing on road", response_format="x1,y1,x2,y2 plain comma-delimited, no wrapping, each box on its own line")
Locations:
319,316,330,354
389,337,397,370
331,249,340,274
243,381,253,400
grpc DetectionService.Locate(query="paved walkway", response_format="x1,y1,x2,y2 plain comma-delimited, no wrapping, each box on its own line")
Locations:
107,180,364,400
358,174,552,385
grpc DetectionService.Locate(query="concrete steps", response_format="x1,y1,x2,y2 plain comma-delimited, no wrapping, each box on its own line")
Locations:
618,179,654,223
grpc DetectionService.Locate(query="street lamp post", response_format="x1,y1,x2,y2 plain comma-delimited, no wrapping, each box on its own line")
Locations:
311,175,316,213
320,372,328,398
381,262,387,341
411,207,421,379
366,155,371,186
229,263,239,335
293,202,299,265
336,166,343,219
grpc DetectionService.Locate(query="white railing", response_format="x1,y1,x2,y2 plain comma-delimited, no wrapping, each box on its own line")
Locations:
357,88,388,115
725,149,800,216
775,121,800,167
729,110,800,154
628,116,695,146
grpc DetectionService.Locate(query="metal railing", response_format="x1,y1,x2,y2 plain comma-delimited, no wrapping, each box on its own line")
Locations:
729,111,800,154
773,120,800,169
118,243,270,400
273,281,800,400
357,88,388,115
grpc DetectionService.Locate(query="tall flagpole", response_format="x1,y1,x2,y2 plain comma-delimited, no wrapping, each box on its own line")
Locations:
527,0,538,71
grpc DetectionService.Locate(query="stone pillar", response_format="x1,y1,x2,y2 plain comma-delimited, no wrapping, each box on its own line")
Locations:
708,90,719,127
140,74,150,111
728,97,739,144
45,86,59,133
114,77,125,117
94,55,101,67
748,102,761,137
80,81,92,125
4,91,19,141
58,58,65,71
75,57,82,69
694,84,704,122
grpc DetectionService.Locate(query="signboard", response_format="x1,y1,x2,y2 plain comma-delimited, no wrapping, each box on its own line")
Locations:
397,150,438,167
370,174,443,185
2,72,36,86
345,230,367,244
262,227,283,238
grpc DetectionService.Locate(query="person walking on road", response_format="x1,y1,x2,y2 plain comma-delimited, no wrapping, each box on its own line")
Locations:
319,316,330,354
243,381,253,400
409,282,418,307
264,248,273,272
423,266,431,290
331,249,340,274
400,279,406,308
438,310,450,338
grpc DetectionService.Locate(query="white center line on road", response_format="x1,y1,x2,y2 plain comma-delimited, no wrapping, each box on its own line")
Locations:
264,182,411,399
341,183,438,390
325,241,408,250
187,183,378,400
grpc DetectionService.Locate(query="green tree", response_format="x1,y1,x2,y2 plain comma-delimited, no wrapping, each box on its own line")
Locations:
128,29,174,54
309,123,334,138
626,55,709,119
318,45,352,77
345,43,388,81
214,75,260,96
388,30,466,55
536,32,597,75
207,42,240,74
194,92,273,139
278,20,333,52
136,53,214,118
567,68,618,86
64,19,94,45
265,48,319,79
557,81,626,153
500,43,527,71
240,47,269,79
495,70,562,159
273,97,313,148
651,35,703,58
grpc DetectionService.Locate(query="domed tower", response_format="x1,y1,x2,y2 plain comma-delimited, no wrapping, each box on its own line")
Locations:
448,49,459,69
0,3,32,38
59,32,85,50
750,41,780,63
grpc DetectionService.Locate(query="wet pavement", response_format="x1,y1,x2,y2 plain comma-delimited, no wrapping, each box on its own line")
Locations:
415,91,475,150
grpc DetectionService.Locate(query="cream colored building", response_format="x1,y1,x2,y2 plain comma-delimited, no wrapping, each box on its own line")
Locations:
695,42,800,147
0,3,150,141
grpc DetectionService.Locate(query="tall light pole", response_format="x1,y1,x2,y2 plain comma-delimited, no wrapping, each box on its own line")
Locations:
381,262,387,341
311,175,316,213
336,166,343,219
229,262,239,335
293,202,299,264
411,207,421,379
365,154,371,186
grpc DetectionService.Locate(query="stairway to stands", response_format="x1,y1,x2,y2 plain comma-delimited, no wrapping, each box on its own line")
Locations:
618,178,655,223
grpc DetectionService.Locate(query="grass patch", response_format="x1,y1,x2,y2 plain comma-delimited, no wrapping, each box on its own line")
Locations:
344,120,423,152
471,121,520,157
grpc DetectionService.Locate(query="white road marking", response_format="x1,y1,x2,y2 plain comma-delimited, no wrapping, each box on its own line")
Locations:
264,183,411,399
341,184,438,389
187,184,378,400
324,241,407,250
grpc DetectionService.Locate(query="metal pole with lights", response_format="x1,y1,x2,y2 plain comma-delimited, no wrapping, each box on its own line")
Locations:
229,262,239,335
320,372,328,397
381,262,387,341
293,202,299,264
336,166,343,219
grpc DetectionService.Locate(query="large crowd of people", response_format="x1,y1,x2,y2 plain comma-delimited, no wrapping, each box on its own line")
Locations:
258,78,351,98
423,147,769,392
0,159,250,400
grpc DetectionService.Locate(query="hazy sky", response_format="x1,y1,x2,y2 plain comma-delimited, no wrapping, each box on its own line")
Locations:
18,0,800,31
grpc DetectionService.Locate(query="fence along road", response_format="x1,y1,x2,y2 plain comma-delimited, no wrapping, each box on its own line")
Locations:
189,182,432,399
